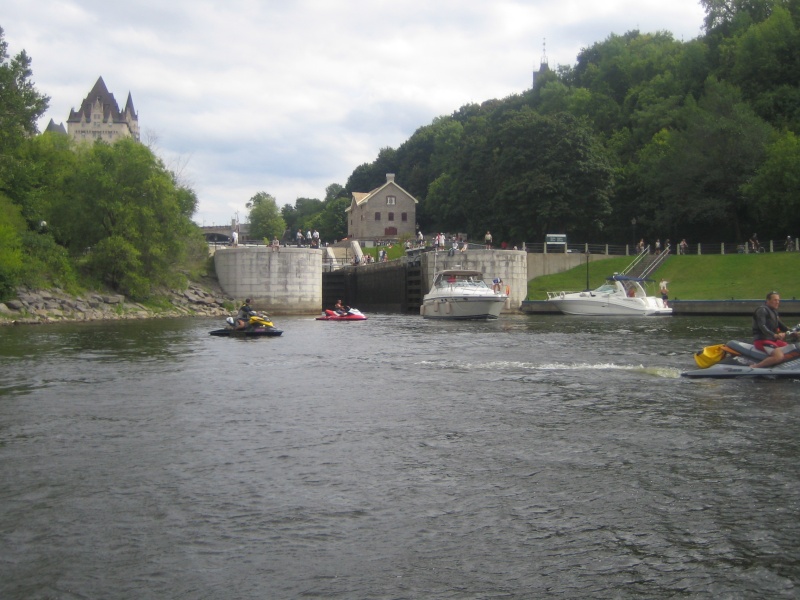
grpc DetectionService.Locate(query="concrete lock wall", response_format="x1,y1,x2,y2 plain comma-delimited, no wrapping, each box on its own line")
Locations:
526,252,605,280
421,249,528,313
214,247,322,314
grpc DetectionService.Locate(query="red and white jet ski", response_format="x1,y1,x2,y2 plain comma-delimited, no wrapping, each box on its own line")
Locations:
316,308,367,321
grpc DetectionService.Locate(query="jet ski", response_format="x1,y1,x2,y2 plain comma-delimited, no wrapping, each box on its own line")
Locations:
209,314,283,337
316,308,367,321
682,335,800,379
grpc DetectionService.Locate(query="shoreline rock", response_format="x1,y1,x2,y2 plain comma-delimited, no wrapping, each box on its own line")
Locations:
0,279,234,326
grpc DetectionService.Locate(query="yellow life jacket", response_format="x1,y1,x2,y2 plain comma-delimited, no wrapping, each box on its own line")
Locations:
693,344,729,368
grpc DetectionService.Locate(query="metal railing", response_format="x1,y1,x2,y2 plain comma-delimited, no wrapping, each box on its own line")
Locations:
523,238,798,255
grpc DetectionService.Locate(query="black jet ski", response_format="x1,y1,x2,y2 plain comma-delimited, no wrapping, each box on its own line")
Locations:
682,337,800,379
210,314,283,337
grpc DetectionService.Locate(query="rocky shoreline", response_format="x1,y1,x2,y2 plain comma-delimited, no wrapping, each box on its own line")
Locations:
0,279,234,326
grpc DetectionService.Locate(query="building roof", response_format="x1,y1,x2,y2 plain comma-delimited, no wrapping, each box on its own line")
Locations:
346,174,418,213
45,119,67,135
67,76,137,124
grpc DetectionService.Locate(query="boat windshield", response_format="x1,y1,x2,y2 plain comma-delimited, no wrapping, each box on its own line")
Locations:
594,283,617,294
436,275,489,289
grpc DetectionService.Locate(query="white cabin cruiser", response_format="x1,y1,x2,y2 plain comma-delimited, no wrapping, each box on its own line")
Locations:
421,269,507,320
546,275,672,316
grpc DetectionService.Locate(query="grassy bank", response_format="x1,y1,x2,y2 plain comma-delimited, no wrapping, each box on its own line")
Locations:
527,253,800,301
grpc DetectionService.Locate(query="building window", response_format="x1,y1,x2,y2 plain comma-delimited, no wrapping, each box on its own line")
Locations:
388,212,394,221
375,212,381,221
386,195,396,206
401,212,408,222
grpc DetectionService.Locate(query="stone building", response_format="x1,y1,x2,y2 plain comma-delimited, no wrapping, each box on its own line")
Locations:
345,174,418,240
67,77,139,143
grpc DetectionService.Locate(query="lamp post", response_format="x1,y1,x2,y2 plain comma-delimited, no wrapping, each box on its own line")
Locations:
584,251,591,291
631,217,637,246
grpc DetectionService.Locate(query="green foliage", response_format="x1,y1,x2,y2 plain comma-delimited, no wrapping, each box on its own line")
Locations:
246,191,286,240
742,129,800,235
489,110,614,241
311,196,349,241
84,235,147,299
0,194,25,299
280,197,323,236
629,77,774,242
37,138,202,297
0,27,49,172
19,231,77,291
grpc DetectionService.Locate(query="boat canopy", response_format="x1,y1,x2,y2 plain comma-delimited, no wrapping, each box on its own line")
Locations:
607,274,652,283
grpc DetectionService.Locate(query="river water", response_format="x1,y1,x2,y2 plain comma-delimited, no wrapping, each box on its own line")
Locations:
1,314,798,599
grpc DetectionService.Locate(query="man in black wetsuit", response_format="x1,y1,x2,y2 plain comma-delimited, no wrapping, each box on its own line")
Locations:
751,292,790,368
236,298,257,329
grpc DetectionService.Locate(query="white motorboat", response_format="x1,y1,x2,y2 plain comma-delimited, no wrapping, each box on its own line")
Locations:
546,275,672,316
421,269,507,320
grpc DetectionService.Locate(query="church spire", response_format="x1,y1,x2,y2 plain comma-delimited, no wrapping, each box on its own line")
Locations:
532,38,551,88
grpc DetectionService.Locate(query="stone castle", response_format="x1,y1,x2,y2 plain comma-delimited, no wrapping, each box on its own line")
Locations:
47,77,139,143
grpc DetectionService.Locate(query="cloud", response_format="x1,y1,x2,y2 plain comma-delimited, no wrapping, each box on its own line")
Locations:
5,0,705,225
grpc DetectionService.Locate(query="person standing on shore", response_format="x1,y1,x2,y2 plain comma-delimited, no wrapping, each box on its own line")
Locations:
659,279,669,307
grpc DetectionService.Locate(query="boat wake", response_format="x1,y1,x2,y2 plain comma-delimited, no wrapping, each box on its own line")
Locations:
416,359,682,378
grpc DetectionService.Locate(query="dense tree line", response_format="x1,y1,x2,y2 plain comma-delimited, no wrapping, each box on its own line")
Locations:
342,0,800,246
0,26,205,301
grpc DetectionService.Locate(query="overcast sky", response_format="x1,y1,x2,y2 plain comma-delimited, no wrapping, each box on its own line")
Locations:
6,0,705,227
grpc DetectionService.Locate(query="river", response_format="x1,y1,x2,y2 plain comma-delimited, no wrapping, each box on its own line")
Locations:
1,314,798,599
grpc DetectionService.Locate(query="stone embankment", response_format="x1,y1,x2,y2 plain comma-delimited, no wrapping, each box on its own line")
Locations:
0,281,234,326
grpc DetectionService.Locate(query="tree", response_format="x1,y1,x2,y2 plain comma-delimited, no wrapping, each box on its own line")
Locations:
630,77,774,242
489,109,614,241
246,192,286,240
0,27,49,158
728,5,800,129
742,130,800,236
0,27,50,218
324,183,346,203
0,193,24,298
700,0,774,33
47,138,201,299
311,196,349,241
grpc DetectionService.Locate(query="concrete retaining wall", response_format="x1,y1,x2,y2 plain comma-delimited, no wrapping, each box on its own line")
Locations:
526,252,611,280
214,246,322,314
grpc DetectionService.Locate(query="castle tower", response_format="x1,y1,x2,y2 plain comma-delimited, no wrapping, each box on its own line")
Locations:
67,77,140,143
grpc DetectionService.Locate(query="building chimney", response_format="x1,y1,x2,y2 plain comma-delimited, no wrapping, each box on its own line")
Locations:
386,173,395,182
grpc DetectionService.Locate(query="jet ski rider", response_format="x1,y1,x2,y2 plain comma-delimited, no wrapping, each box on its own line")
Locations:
236,298,257,329
334,299,351,316
751,291,792,369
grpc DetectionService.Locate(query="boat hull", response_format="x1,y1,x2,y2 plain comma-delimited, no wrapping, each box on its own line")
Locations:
681,364,800,378
209,327,283,337
421,296,505,320
547,296,672,316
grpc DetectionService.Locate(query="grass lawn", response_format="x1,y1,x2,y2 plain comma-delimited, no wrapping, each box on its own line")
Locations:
527,253,800,301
